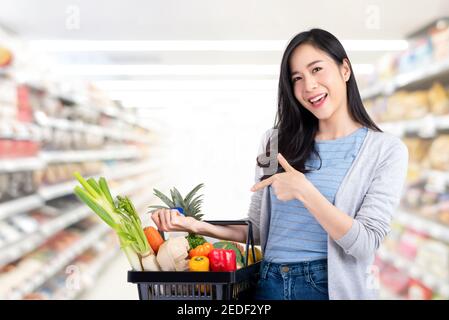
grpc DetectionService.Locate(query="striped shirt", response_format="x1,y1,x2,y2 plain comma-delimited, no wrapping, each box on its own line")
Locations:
264,127,368,263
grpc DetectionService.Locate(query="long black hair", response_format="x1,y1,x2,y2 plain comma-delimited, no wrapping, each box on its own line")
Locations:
257,28,381,181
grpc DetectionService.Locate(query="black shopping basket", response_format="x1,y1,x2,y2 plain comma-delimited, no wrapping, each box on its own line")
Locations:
127,220,261,300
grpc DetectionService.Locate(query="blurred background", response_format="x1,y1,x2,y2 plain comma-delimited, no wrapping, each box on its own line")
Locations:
1,0,449,300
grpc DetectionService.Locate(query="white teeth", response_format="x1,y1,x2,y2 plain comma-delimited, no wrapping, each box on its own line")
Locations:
309,93,326,104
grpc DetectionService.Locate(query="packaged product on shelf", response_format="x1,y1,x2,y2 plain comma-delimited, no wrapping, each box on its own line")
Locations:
415,239,449,279
420,190,440,206
407,279,433,300
427,82,449,115
402,187,423,209
436,196,449,225
397,36,433,75
379,264,410,297
403,91,430,120
426,134,449,171
429,22,449,61
418,192,449,221
382,91,408,122
419,204,440,220
28,209,53,225
397,228,428,260
403,138,433,163
0,258,44,298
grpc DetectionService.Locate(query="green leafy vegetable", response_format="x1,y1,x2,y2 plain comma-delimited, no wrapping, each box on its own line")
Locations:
73,172,159,271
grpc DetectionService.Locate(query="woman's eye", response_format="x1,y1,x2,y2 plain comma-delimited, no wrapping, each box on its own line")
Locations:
312,67,322,73
292,77,302,82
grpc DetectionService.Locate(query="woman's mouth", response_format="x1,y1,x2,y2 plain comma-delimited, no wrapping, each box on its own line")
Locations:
308,93,328,108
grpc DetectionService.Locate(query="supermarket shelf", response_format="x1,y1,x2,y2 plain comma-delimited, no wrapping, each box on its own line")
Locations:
0,175,158,266
0,233,45,267
396,209,449,244
0,206,91,267
0,176,159,266
377,248,449,298
40,206,91,237
36,115,151,145
0,206,91,266
5,224,110,300
0,195,44,221
40,147,141,163
38,161,158,201
378,114,449,138
361,57,449,100
0,157,45,172
38,180,81,201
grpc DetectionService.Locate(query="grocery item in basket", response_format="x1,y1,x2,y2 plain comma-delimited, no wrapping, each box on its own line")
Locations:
209,249,236,272
189,242,213,258
247,246,263,265
148,183,209,255
73,173,160,271
189,256,210,271
213,241,244,268
156,236,189,271
186,234,207,250
143,226,164,254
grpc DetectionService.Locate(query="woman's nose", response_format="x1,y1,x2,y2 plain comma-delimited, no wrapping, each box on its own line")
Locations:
304,75,318,92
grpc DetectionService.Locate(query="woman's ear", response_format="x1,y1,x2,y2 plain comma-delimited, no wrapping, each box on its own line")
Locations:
341,58,351,82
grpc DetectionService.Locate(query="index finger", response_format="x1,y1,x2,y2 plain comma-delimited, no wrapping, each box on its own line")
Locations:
250,176,274,192
277,153,295,172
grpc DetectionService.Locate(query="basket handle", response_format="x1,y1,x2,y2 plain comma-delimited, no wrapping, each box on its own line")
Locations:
202,220,256,268
157,220,257,268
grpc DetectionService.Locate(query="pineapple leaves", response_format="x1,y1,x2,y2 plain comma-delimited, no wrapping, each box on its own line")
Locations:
152,188,175,207
171,187,186,209
184,183,204,204
151,183,205,221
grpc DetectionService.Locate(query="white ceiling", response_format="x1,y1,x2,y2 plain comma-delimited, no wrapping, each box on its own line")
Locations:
1,0,448,110
1,0,448,40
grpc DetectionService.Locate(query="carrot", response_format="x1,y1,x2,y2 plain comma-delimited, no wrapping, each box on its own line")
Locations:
143,226,164,254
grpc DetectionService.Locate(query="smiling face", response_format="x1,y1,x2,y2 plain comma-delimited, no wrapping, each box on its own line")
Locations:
289,43,351,121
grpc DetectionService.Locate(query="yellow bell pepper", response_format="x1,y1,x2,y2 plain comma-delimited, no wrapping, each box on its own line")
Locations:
189,256,210,271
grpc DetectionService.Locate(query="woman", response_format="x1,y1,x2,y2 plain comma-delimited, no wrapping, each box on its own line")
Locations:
151,28,408,300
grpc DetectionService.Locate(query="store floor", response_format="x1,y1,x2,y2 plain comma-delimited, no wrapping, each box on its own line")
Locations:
80,253,138,300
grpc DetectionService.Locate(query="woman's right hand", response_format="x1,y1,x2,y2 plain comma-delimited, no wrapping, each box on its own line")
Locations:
150,208,199,233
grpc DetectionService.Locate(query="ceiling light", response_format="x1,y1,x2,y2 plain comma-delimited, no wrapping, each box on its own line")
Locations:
29,40,408,52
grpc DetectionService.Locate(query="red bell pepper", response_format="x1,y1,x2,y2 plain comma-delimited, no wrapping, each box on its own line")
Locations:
208,249,236,272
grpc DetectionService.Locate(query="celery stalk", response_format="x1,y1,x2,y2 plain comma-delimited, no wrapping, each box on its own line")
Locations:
73,172,159,271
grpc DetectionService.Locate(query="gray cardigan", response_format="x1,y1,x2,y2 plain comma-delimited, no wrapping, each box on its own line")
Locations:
247,128,409,300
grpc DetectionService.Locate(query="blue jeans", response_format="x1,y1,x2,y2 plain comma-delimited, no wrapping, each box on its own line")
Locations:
254,259,329,300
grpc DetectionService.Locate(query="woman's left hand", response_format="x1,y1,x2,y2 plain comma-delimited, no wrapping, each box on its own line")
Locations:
250,153,313,202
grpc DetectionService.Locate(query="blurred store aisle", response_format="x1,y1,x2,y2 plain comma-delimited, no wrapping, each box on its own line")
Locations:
80,253,137,300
